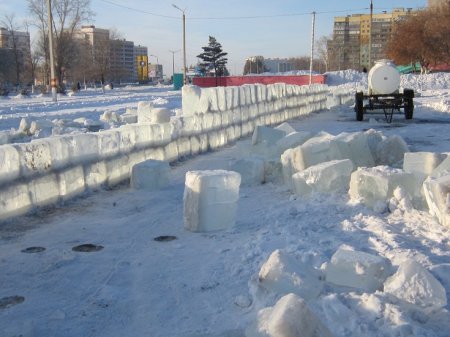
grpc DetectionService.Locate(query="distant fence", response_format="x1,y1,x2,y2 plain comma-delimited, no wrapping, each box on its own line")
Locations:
192,75,327,88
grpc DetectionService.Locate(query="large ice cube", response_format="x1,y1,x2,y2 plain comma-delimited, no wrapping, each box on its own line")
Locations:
423,175,450,227
291,133,342,171
403,152,446,178
331,132,375,168
229,157,264,185
137,101,153,123
150,107,171,124
182,85,201,115
275,131,313,158
247,293,332,337
0,183,32,220
349,166,417,210
325,245,392,292
292,159,354,196
28,174,60,206
384,260,447,309
376,135,409,167
183,170,241,232
258,249,324,300
131,160,170,190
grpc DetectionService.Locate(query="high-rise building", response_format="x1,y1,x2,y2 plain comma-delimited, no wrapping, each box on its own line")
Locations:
328,8,415,71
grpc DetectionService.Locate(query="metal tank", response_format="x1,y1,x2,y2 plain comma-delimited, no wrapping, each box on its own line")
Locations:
368,59,401,95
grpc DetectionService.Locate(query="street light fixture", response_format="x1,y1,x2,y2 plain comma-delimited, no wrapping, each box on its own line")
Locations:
172,4,187,85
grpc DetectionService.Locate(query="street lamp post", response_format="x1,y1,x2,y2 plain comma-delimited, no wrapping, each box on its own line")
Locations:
46,0,57,102
169,50,180,79
369,0,373,69
172,4,187,85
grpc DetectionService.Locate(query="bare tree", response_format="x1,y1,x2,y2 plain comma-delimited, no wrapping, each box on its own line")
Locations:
1,14,26,87
27,0,93,90
316,36,330,73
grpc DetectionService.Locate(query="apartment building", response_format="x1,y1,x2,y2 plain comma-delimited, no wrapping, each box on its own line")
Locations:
328,8,414,71
0,27,31,83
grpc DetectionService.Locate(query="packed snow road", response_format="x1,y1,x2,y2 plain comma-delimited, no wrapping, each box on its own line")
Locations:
1,83,450,337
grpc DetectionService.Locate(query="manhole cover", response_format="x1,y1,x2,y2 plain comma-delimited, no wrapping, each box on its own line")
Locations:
154,235,177,242
21,247,46,254
0,296,25,309
72,244,104,252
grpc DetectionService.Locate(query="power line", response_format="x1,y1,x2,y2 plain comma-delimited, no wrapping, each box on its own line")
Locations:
96,0,403,21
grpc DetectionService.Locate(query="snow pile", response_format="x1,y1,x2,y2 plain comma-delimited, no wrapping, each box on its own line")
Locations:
384,260,447,310
247,293,333,337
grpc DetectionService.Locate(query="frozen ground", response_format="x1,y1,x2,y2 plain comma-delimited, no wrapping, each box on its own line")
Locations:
0,72,450,337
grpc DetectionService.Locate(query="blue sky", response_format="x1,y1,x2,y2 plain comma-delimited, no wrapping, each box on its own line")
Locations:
1,0,427,76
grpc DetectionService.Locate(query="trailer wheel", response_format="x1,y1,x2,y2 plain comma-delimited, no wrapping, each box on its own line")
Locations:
403,89,414,120
355,92,364,121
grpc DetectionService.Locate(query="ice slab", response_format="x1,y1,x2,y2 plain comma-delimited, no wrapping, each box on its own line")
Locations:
423,174,450,227
0,145,20,184
229,157,264,185
252,126,286,146
247,293,332,337
384,260,447,309
183,170,241,232
0,183,32,220
131,160,170,190
403,152,446,178
28,174,60,206
292,159,354,196
281,148,296,188
100,110,120,123
376,135,409,167
275,122,296,135
121,108,137,124
58,166,86,200
258,249,324,300
325,245,392,292
431,154,450,178
349,166,417,210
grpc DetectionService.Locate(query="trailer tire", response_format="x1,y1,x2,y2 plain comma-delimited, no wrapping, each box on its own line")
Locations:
355,92,364,121
404,89,414,120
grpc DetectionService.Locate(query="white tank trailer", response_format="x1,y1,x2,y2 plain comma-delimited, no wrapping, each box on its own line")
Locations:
355,59,414,122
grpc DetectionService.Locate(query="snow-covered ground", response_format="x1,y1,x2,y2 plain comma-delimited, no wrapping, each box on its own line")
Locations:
0,71,450,337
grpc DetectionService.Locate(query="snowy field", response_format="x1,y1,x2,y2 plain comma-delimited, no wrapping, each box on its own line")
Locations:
0,71,450,337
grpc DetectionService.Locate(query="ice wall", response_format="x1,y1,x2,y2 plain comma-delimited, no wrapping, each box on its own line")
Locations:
0,83,330,221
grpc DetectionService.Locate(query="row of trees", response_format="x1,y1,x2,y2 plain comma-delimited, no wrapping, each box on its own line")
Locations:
387,1,450,72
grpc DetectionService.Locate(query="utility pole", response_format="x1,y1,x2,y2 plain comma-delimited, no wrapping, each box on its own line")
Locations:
309,11,316,85
172,5,187,85
46,0,57,102
169,50,180,79
369,0,373,69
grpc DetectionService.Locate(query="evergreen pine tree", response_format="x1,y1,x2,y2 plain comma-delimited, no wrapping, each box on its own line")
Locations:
197,36,228,77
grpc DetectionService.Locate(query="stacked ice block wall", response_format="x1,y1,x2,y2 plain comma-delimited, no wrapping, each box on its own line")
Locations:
0,83,329,221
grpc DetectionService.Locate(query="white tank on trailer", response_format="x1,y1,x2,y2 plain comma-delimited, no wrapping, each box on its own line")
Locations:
368,59,401,95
